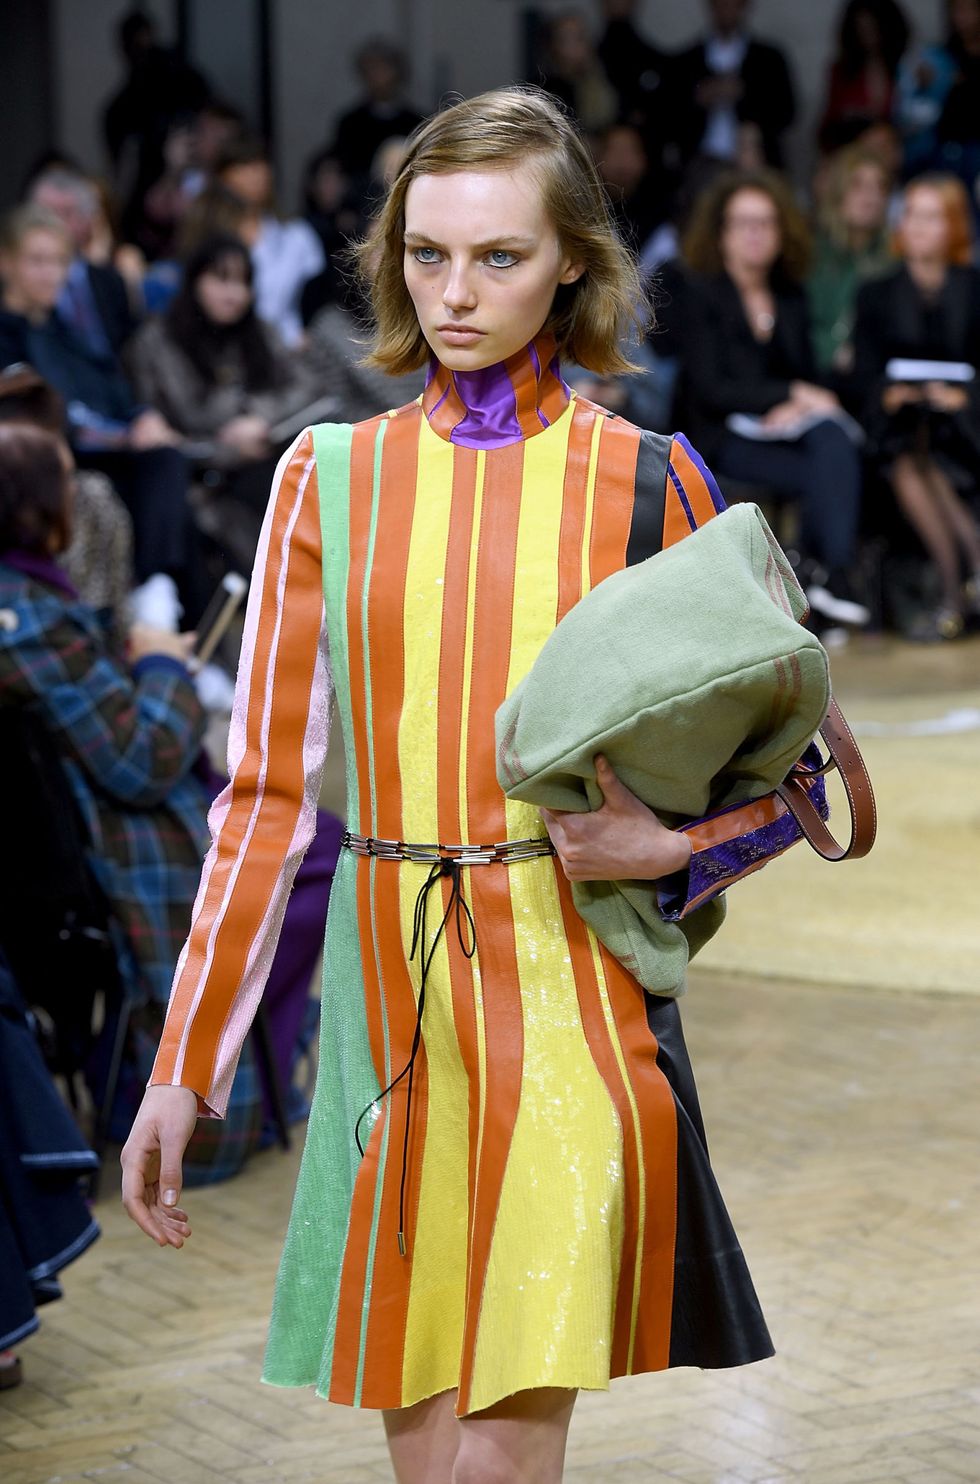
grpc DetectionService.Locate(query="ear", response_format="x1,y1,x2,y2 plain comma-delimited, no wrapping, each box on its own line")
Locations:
559,260,586,286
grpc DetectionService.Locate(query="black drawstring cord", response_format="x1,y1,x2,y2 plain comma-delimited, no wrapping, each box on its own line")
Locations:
353,857,476,1255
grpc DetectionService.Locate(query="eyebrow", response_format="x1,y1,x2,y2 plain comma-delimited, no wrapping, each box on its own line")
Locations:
403,232,537,251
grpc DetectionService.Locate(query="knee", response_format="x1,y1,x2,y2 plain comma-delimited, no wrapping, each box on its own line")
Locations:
451,1449,514,1484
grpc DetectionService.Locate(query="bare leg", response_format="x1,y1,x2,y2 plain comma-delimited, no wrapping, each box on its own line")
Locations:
452,1387,578,1484
890,454,962,610
923,459,980,571
383,1388,460,1484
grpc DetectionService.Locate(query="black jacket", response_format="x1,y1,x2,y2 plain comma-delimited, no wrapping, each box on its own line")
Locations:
671,37,796,167
851,264,980,419
84,263,138,356
674,270,817,460
0,309,139,432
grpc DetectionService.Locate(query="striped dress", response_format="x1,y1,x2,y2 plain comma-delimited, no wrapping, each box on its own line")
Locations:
151,331,775,1417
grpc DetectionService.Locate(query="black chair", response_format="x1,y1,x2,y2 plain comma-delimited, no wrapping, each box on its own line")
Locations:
0,707,292,1199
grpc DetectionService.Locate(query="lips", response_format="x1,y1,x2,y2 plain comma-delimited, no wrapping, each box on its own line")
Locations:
437,324,484,335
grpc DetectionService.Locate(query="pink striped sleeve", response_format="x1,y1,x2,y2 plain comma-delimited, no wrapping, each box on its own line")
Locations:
149,428,333,1117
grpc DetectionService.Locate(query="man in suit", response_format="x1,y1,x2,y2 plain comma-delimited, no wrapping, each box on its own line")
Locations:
28,169,138,357
672,0,796,169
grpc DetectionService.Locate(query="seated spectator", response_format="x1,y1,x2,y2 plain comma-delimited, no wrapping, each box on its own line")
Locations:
808,144,893,377
183,99,247,200
215,139,324,346
0,946,100,1390
677,169,869,630
852,174,980,639
894,27,957,176
28,167,139,356
126,234,322,551
305,266,425,422
536,9,619,135
671,0,796,169
596,122,672,261
819,0,911,155
328,37,424,183
0,366,133,642
0,205,210,629
0,422,342,1176
301,147,364,261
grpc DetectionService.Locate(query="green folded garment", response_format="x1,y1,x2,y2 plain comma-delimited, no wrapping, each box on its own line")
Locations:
495,503,831,994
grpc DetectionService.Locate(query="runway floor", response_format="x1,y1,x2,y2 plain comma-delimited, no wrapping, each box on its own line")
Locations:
2,637,978,1483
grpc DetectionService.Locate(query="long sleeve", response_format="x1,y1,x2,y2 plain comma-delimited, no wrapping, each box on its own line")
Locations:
149,428,334,1117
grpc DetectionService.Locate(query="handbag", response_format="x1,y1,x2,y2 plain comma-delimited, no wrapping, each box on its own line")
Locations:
495,502,876,993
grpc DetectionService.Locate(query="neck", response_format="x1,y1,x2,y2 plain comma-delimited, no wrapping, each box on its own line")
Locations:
421,330,571,448
907,256,946,291
2,288,47,324
726,260,769,292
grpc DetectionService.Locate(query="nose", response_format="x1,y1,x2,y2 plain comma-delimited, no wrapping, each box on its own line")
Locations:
442,255,478,314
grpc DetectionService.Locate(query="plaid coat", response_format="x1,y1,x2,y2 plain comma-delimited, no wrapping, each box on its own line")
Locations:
0,553,262,1178
0,556,211,1004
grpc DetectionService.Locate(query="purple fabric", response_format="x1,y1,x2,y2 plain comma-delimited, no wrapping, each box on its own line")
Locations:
0,548,80,601
424,341,571,450
658,747,830,922
671,432,728,514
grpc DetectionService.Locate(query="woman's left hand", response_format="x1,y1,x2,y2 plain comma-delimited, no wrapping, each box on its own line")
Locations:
540,755,693,883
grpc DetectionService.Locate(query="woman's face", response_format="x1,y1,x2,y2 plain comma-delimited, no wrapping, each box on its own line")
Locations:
1,228,72,315
720,187,783,276
402,163,584,371
194,258,253,325
899,185,949,261
841,162,888,233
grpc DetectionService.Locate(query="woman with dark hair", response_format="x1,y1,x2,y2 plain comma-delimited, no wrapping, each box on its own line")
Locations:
853,174,980,638
678,169,869,629
820,0,911,154
126,234,321,536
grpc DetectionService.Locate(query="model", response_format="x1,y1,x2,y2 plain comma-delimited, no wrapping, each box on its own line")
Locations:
123,87,794,1484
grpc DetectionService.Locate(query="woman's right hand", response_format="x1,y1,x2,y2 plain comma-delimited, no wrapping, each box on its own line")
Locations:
219,414,272,460
127,623,198,665
120,1085,200,1247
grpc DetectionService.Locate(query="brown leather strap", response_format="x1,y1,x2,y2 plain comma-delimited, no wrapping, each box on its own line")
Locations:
775,699,877,861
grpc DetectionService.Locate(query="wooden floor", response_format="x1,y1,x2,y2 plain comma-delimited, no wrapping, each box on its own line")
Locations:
2,967,979,1483
3,636,979,1483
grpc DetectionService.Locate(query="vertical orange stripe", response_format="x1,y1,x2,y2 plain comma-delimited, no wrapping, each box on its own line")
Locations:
455,442,527,1414
551,870,644,1374
596,943,677,1374
668,437,719,529
589,417,642,584
556,401,598,622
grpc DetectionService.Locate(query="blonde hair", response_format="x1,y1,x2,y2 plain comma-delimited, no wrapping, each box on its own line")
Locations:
0,204,73,256
817,145,891,250
350,85,644,375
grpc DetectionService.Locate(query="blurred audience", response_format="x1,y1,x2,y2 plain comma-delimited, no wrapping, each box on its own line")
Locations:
808,144,893,376
215,138,324,346
536,9,619,135
302,148,364,262
596,122,673,262
678,169,869,630
329,38,424,184
126,234,323,564
819,0,911,155
596,0,670,141
0,205,208,629
935,0,980,194
305,268,425,423
852,174,980,638
671,0,797,169
0,422,342,1176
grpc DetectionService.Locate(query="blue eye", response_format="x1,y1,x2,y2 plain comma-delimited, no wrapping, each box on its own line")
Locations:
487,250,518,268
412,245,440,263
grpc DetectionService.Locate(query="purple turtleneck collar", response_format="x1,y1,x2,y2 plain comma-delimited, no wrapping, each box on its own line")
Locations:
421,330,572,450
0,547,79,600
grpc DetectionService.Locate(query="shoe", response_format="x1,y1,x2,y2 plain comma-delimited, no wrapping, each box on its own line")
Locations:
805,567,871,628
907,606,965,643
193,660,237,713
129,573,183,632
0,1349,22,1390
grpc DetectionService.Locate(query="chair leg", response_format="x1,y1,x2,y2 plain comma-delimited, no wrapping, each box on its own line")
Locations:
88,993,132,1201
251,1003,291,1151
